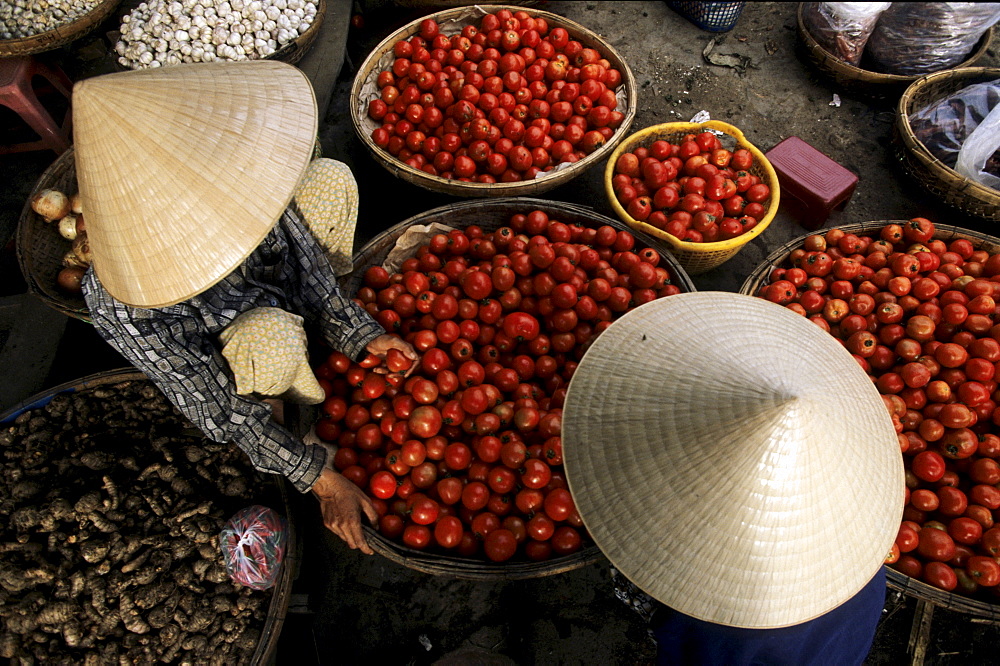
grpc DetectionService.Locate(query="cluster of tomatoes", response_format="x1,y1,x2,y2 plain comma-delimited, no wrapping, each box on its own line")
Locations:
757,218,1000,597
312,210,683,562
611,131,772,243
366,9,626,182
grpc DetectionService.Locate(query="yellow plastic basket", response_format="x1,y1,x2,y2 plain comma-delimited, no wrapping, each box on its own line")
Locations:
604,120,780,275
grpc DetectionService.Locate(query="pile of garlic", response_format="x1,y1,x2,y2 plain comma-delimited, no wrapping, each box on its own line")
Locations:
0,0,103,41
115,0,316,69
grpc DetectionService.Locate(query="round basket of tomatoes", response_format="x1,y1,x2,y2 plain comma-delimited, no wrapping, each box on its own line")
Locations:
740,218,1000,618
604,120,780,276
350,5,637,198
312,198,694,578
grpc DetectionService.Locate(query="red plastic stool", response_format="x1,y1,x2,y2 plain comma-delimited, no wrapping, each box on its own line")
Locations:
0,55,74,156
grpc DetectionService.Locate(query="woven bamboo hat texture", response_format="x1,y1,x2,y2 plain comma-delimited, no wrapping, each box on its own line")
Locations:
72,61,318,308
562,292,904,629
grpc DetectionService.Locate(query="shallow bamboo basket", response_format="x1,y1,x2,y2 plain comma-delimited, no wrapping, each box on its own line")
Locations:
795,3,994,103
0,368,299,661
0,0,122,57
345,198,695,578
894,67,1000,224
349,4,638,198
603,120,779,276
266,0,326,65
740,219,1000,620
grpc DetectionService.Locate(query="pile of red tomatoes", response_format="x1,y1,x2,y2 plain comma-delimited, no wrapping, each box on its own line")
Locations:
365,9,626,182
312,210,683,562
756,218,1000,598
610,131,772,243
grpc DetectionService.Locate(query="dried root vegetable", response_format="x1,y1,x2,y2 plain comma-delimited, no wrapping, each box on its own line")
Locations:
0,379,277,663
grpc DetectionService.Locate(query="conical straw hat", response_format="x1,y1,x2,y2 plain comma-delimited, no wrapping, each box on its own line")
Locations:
562,292,904,629
72,61,318,308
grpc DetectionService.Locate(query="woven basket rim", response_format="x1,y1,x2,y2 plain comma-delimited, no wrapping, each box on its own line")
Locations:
895,66,1000,208
349,4,638,198
0,0,121,57
796,3,995,86
602,120,780,253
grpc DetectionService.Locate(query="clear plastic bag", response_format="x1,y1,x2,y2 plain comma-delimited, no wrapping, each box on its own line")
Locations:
908,80,1000,169
867,3,1000,76
219,505,288,591
801,2,890,66
956,103,1000,189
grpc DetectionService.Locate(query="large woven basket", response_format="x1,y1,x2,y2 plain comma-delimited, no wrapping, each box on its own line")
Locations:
740,220,1000,620
343,198,694,579
15,146,90,322
0,0,121,57
894,67,1000,224
0,368,300,661
349,4,638,198
603,120,779,277
796,3,994,103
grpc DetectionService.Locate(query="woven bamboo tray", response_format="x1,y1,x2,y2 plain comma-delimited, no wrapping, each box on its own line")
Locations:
894,67,1000,224
0,0,121,57
603,120,779,277
0,368,299,661
349,4,638,198
15,146,90,322
344,198,695,578
739,220,1000,620
796,3,994,103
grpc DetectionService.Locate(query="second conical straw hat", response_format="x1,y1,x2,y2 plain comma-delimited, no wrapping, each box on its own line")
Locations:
73,60,318,308
562,292,904,629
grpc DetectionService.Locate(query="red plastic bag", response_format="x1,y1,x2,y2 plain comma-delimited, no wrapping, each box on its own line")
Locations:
220,505,288,590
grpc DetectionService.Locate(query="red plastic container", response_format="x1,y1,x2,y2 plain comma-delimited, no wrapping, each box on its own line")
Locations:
764,136,858,230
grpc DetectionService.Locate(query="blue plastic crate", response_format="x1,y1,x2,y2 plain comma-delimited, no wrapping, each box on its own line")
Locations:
666,1,746,32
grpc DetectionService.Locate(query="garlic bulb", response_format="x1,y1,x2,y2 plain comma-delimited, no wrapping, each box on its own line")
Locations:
31,189,71,222
58,215,79,241
62,249,88,269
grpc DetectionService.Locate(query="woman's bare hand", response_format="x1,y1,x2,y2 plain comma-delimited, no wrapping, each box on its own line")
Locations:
311,468,379,554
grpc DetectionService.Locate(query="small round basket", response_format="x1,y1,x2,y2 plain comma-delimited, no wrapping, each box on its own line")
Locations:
603,120,779,277
0,0,122,57
796,3,994,102
15,146,90,322
738,219,1000,620
345,197,695,578
894,67,1000,223
349,4,638,198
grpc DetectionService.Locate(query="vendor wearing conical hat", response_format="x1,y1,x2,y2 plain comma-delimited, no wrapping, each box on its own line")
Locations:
73,61,418,555
562,293,905,664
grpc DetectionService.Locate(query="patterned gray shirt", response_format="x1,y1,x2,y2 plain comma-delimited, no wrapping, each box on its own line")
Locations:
82,207,384,493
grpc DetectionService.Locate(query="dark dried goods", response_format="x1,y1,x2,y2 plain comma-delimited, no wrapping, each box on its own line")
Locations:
0,379,274,664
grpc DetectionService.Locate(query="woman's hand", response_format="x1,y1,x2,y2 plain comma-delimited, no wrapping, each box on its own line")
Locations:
365,334,420,377
311,468,379,554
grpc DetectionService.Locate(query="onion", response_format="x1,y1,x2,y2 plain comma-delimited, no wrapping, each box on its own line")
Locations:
70,192,83,215
31,189,71,222
56,266,87,294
